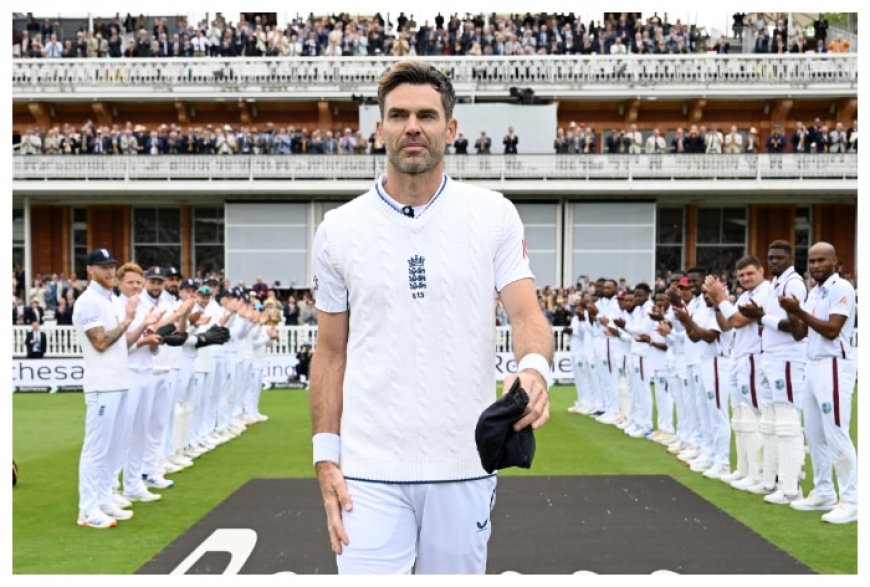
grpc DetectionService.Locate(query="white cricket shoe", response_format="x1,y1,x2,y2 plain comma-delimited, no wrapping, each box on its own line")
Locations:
77,511,117,529
719,470,745,484
689,458,713,473
254,413,269,422
702,465,730,480
143,474,175,489
567,404,583,414
666,441,684,454
111,492,133,509
171,454,194,468
790,490,838,512
764,488,803,505
821,502,857,524
125,488,162,502
162,460,184,475
746,481,776,496
677,448,700,462
730,476,759,491
101,504,135,521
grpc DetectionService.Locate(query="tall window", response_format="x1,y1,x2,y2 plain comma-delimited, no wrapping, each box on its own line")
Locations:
656,207,684,274
72,207,88,277
695,207,747,274
193,207,225,276
794,207,811,278
12,208,24,272
133,208,181,269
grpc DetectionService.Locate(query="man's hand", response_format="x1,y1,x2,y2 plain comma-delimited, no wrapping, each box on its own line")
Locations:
648,309,665,322
124,294,139,322
503,370,549,432
613,317,626,329
315,461,352,555
142,307,165,327
778,295,802,314
635,333,651,344
586,302,599,319
673,305,690,324
738,299,764,320
656,321,673,336
704,275,727,304
138,332,162,347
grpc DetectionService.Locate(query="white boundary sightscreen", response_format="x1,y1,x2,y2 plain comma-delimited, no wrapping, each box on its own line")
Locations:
224,202,310,288
570,202,656,287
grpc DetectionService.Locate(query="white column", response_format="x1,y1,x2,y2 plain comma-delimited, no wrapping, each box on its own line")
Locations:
23,196,32,303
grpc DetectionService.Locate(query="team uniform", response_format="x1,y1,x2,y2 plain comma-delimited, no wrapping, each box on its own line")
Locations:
73,280,131,527
567,312,597,414
790,273,858,523
677,293,709,463
624,298,654,437
591,296,621,424
756,267,808,503
663,308,695,453
648,323,674,442
312,174,533,573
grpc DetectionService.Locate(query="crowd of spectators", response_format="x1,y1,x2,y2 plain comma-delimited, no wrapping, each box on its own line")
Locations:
15,117,858,156
744,13,851,55
14,11,729,59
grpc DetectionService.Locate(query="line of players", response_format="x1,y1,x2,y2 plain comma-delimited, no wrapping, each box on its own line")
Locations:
74,253,277,529
564,240,857,524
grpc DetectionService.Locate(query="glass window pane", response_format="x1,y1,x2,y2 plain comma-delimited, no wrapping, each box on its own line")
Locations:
73,207,87,223
157,209,181,243
194,208,224,244
134,245,181,270
74,231,87,246
722,208,747,244
656,208,683,244
194,245,224,277
134,209,158,243
696,246,746,275
696,208,721,244
656,245,683,274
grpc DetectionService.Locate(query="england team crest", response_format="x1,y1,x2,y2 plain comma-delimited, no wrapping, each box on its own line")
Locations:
408,255,427,300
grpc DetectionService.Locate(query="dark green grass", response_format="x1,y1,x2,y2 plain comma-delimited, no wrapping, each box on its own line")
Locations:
12,385,857,574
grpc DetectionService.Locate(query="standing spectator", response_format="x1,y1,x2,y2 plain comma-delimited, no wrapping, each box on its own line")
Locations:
474,131,492,154
828,35,850,53
300,298,318,326
606,128,623,154
645,127,666,154
251,276,269,299
25,321,47,359
745,127,760,153
847,119,857,152
13,297,34,325
283,296,300,325
44,32,63,58
792,121,810,153
828,122,848,154
55,296,74,325
705,125,724,154
671,128,687,154
502,126,519,154
453,131,469,154
724,126,744,154
767,124,786,153
626,124,643,154
554,128,570,154
813,13,829,47
29,298,45,324
754,27,770,53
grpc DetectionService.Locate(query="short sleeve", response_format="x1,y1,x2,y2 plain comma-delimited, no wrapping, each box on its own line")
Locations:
493,198,534,292
73,296,104,332
782,278,807,302
311,218,349,313
829,282,856,317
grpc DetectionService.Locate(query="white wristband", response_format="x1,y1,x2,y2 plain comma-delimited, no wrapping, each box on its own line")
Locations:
761,314,781,331
517,353,554,390
718,299,738,321
312,432,341,465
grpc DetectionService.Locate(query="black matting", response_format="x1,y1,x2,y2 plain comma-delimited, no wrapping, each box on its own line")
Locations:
138,476,812,574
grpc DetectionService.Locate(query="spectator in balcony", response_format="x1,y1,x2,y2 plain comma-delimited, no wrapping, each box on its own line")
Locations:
771,35,788,54
43,128,61,154
605,128,623,154
847,119,857,152
283,296,300,325
829,122,848,154
144,130,162,155
300,298,318,326
61,39,77,58
685,125,705,153
257,124,276,155
723,126,743,154
668,127,685,154
503,126,519,154
732,13,746,40
118,129,139,155
104,29,122,58
273,127,291,155
645,127,666,154
828,35,850,53
554,128,570,154
754,27,770,53
134,28,151,57
192,28,209,57
813,14,829,46
790,34,809,54
609,35,627,55
321,130,338,154
713,35,730,54
19,127,42,154
626,124,643,154
767,124,786,153
43,32,63,58
453,131,469,154
792,121,810,153
353,130,368,155
814,125,831,153
338,128,357,154
579,125,596,154
704,125,724,154
474,131,492,154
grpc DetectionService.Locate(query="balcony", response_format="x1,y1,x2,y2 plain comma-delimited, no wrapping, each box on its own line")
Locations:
12,54,858,102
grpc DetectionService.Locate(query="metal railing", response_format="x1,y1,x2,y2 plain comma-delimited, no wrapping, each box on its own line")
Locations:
12,324,569,356
12,54,857,99
12,153,858,182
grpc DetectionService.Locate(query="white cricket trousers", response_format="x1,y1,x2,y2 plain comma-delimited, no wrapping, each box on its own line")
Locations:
122,368,156,496
78,389,128,517
803,357,857,505
338,476,497,574
142,370,173,477
700,357,731,468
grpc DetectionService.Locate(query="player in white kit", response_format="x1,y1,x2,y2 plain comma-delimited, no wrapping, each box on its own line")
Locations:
309,61,554,574
779,242,857,524
73,249,136,528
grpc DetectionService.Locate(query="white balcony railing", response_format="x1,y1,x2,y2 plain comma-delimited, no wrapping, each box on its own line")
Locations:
11,324,567,356
11,54,858,100
12,153,858,182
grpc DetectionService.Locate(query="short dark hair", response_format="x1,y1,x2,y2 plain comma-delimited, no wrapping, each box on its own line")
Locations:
735,255,762,270
768,239,792,255
686,265,706,277
378,60,456,120
634,282,652,293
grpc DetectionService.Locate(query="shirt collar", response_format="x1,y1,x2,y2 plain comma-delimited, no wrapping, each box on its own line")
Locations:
819,272,840,290
88,280,115,300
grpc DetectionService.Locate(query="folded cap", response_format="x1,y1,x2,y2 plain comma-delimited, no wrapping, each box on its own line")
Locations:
474,378,536,474
86,248,119,267
678,276,690,287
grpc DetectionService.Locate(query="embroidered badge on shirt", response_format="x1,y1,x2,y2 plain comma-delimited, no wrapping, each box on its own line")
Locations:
408,255,426,299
